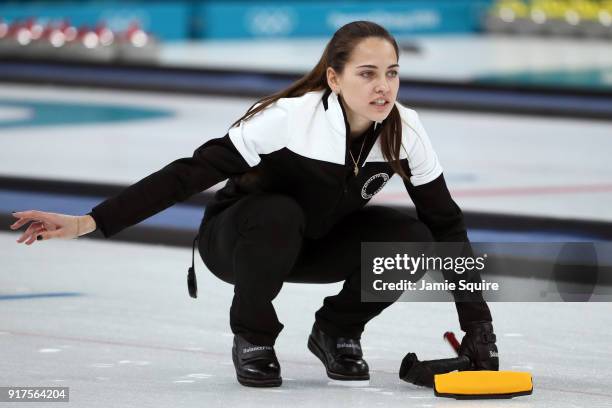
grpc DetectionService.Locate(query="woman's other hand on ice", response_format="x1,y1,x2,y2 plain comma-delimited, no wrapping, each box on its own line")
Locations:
10,211,96,245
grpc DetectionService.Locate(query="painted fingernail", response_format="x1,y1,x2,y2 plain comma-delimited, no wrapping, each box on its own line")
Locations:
36,235,42,241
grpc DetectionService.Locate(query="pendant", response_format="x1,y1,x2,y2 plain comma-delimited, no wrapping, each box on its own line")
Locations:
354,165,359,176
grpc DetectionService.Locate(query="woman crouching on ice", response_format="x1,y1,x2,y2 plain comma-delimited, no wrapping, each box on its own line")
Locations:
11,21,498,388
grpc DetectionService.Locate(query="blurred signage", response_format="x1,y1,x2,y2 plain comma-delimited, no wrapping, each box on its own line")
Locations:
198,1,490,39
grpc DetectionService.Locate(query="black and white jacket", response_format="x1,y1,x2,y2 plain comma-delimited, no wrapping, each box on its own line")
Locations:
90,89,469,242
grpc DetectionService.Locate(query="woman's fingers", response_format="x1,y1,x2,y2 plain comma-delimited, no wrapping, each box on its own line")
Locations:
10,216,32,230
11,211,58,231
36,229,63,242
18,226,63,245
11,211,39,229
11,211,77,244
24,226,46,245
17,222,43,243
13,210,46,220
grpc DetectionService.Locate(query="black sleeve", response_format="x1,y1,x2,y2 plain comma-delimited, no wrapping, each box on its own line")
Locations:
88,134,250,238
402,170,468,242
402,166,492,329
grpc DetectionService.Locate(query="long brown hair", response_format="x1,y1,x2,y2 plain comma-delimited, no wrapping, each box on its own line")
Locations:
231,20,407,180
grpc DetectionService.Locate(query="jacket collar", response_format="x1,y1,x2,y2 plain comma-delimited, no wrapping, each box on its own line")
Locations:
322,89,383,138
321,89,386,166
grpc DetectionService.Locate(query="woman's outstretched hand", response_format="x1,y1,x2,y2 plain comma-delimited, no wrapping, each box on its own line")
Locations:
10,211,97,245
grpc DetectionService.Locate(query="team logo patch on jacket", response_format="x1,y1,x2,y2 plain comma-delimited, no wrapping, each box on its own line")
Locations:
361,173,390,199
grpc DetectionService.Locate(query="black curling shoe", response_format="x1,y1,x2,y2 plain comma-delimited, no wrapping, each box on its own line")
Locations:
307,323,370,381
232,335,282,387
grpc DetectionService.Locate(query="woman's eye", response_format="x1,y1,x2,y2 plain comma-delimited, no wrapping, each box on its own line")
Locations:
359,71,397,78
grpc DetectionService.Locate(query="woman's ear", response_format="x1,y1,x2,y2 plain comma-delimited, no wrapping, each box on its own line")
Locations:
326,67,340,95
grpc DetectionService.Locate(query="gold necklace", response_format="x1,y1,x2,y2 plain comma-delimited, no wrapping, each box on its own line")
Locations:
349,133,368,176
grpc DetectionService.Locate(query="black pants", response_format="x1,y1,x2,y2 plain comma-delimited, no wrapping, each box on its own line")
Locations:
198,193,490,346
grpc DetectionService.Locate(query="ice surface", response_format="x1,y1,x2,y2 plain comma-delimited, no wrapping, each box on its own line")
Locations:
2,232,611,407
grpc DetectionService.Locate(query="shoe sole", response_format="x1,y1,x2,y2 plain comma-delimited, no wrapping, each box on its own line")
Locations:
307,335,370,381
232,350,282,387
236,374,282,388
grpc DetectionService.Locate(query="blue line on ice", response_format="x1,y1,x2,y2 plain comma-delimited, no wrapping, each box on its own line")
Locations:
0,292,83,301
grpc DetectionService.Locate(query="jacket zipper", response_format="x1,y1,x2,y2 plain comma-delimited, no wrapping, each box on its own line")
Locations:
336,97,353,207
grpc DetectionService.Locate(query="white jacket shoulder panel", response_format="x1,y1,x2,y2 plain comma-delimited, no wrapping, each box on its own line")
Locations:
228,90,348,166
284,90,346,164
228,101,290,167
396,102,443,186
